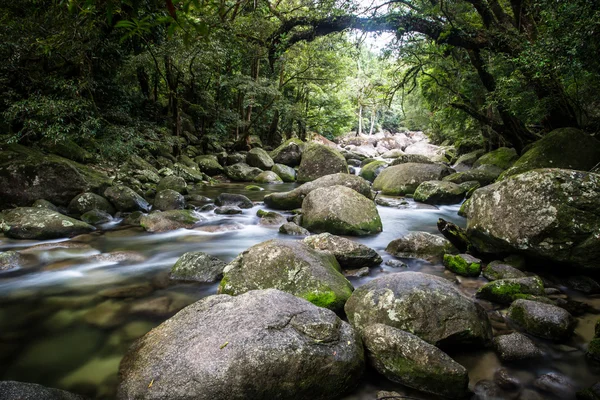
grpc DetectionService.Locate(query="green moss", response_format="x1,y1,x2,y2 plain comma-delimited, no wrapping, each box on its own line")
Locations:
359,161,387,182
478,277,545,304
595,319,600,337
473,147,518,170
588,338,600,361
217,274,230,294
443,254,480,277
302,290,337,308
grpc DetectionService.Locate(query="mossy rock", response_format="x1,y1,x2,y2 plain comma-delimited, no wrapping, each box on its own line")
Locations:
253,171,283,184
272,163,296,182
218,240,354,312
443,167,501,186
170,252,226,283
454,149,486,168
373,163,453,195
153,189,185,211
224,163,263,182
476,276,545,304
443,254,482,277
508,299,575,341
390,154,434,165
80,209,113,225
1,207,95,239
68,192,115,215
359,160,388,182
301,185,382,236
41,138,93,164
413,181,465,205
482,261,527,281
194,155,224,176
303,232,382,269
386,232,456,262
588,338,600,361
104,185,150,212
157,175,187,194
297,142,348,183
473,147,519,170
270,138,304,167
173,162,207,183
246,148,274,170
245,185,264,191
140,210,204,232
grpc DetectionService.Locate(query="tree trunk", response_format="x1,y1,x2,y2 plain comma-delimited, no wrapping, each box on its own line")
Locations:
369,107,376,135
357,105,363,136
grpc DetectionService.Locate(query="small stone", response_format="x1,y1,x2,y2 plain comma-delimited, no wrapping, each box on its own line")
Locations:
344,267,370,277
214,193,253,209
279,222,310,236
385,259,408,268
494,368,521,391
494,332,542,361
214,206,243,215
200,204,216,212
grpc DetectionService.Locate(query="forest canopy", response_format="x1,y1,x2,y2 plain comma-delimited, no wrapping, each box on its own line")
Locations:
1,0,599,157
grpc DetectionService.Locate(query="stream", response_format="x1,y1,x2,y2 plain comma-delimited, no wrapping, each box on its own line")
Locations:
0,182,598,399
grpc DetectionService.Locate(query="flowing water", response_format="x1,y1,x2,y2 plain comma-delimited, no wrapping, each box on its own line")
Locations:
0,183,598,399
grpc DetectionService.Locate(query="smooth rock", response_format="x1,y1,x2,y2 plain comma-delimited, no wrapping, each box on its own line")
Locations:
297,142,348,183
215,193,253,209
1,208,95,239
271,164,296,182
253,171,283,184
413,180,465,204
483,261,527,281
224,163,263,182
246,148,274,170
508,299,575,340
140,210,204,232
373,163,453,195
156,175,187,194
279,222,310,236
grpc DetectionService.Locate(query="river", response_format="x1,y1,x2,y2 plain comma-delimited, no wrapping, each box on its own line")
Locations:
0,182,598,399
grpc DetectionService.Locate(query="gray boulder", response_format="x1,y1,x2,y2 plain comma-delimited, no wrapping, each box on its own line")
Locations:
68,192,115,215
297,143,348,183
270,138,304,167
246,148,274,170
153,189,185,211
104,185,150,212
279,222,310,236
363,324,469,399
345,271,492,347
214,206,243,215
1,208,94,239
303,233,382,269
218,240,353,312
253,171,283,184
226,153,246,165
117,290,364,400
465,169,600,271
482,261,527,281
272,164,296,182
404,142,448,162
264,173,372,210
390,154,433,165
508,299,575,340
215,193,253,209
386,232,455,262
0,381,86,400
413,180,465,204
494,332,542,361
224,163,263,182
140,210,204,233
170,252,227,283
301,186,382,236
195,155,225,176
156,175,187,194
373,163,453,195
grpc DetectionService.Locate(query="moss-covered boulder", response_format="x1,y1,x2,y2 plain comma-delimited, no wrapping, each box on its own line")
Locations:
454,149,486,170
41,138,93,164
224,162,263,182
218,240,354,312
413,180,465,204
0,144,111,209
227,153,246,165
195,155,225,176
271,163,296,182
345,272,492,347
482,261,527,281
270,138,304,166
381,149,405,159
81,209,113,225
297,143,348,183
386,232,455,262
256,209,287,225
246,148,274,170
140,210,204,233
476,276,545,304
253,171,283,184
68,192,115,215
390,154,434,165
32,199,60,211
363,324,469,399
173,162,206,183
465,169,600,271
117,289,364,400
443,166,502,186
473,147,519,170
1,207,95,239
303,233,382,269
443,254,482,277
156,175,187,194
373,163,453,195
153,189,185,211
359,161,388,182
104,185,150,212
301,185,382,236
170,251,227,283
508,299,575,341
264,173,372,210
501,128,600,178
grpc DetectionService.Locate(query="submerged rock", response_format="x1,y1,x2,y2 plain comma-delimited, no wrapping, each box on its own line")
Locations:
345,272,492,347
465,169,600,271
264,173,372,210
0,251,24,271
214,206,243,215
386,232,455,262
218,239,353,312
170,252,227,283
493,332,542,361
476,276,545,304
303,233,382,269
117,290,364,400
104,185,150,212
363,324,469,399
297,143,348,183
508,299,575,341
373,163,453,195
1,208,95,239
140,210,204,232
301,186,382,236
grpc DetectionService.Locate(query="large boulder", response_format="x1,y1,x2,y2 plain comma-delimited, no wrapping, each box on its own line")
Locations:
270,138,304,167
140,210,204,233
373,163,453,195
303,233,382,269
195,155,225,176
0,381,86,400
344,272,492,347
67,192,115,215
363,324,469,399
390,154,434,165
224,163,263,182
218,240,353,312
473,147,519,170
253,171,283,184
156,175,187,194
301,186,382,236
170,252,227,283
264,173,372,210
413,181,465,204
104,185,150,212
508,299,575,341
117,290,364,400
271,164,296,182
502,128,600,178
246,148,274,170
404,142,448,162
0,144,111,209
297,143,348,183
464,169,600,271
386,232,455,262
0,208,95,239
359,161,387,182
153,189,185,211
443,166,502,186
